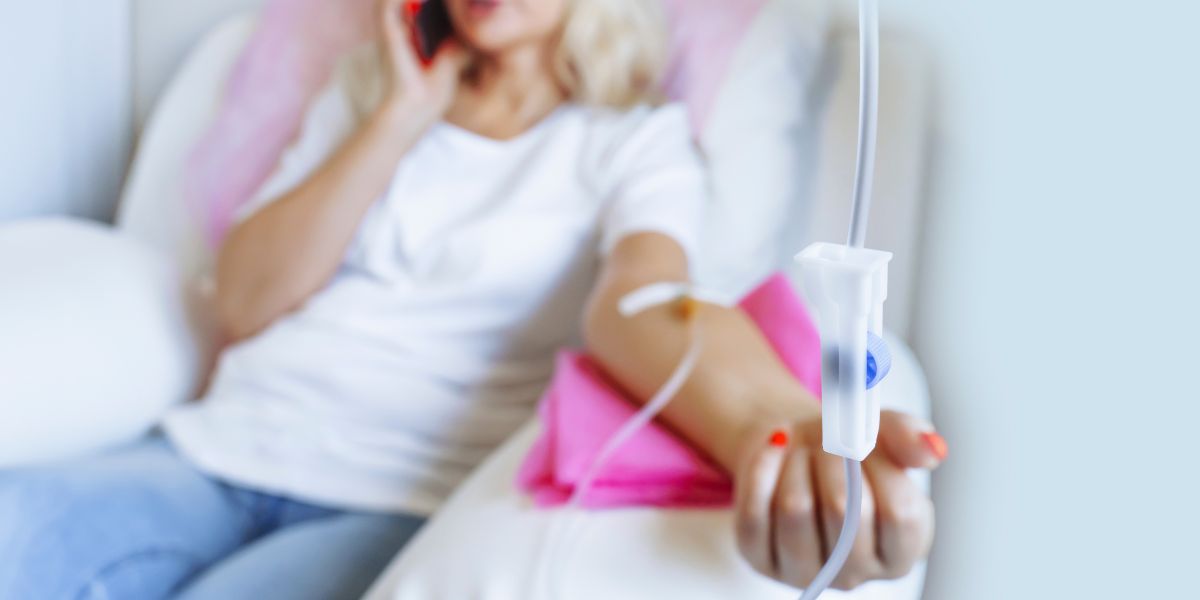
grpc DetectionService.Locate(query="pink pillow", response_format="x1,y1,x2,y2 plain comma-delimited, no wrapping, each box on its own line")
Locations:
516,273,821,509
187,0,376,247
660,0,769,133
187,0,769,247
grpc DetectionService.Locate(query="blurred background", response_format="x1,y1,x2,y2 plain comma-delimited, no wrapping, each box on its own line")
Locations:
2,0,1198,598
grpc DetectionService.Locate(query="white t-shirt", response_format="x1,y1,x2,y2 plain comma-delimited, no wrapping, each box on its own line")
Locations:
164,81,709,515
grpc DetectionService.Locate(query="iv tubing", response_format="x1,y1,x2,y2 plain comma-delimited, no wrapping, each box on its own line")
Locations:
848,0,879,250
539,0,880,593
537,309,704,599
567,326,703,507
798,460,864,600
802,0,879,598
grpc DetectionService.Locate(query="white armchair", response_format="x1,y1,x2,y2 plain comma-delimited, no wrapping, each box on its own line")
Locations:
0,3,934,598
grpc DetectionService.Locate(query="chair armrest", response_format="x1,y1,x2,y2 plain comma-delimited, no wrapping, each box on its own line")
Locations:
880,332,932,422
0,218,210,467
364,334,932,600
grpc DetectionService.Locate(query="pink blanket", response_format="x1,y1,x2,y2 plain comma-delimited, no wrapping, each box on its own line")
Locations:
516,273,821,509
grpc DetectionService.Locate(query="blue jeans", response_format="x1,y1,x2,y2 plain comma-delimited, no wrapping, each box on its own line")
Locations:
0,437,426,600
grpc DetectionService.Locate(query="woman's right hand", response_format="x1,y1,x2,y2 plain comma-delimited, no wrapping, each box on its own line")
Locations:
216,1,467,342
378,0,468,124
734,410,941,591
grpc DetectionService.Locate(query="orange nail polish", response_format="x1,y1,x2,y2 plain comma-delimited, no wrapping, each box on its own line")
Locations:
920,432,948,461
769,430,789,448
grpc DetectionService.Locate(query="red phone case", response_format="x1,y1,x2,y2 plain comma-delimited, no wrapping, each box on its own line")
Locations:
406,0,453,66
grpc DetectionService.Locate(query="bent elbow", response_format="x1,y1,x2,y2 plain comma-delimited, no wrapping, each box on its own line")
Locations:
582,277,636,366
213,281,271,344
582,293,609,358
215,295,254,344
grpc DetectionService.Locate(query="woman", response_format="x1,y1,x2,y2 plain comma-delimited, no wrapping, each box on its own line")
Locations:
0,0,943,597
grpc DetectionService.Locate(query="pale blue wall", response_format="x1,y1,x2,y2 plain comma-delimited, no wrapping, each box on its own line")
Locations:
0,0,132,222
831,1,1200,597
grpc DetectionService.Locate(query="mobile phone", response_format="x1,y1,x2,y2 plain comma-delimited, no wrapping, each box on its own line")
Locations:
409,0,454,64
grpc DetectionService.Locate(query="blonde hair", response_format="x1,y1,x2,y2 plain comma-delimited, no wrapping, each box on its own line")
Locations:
341,0,667,118
553,0,667,108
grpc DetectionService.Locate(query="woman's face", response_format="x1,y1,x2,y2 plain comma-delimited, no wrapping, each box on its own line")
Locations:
443,0,568,54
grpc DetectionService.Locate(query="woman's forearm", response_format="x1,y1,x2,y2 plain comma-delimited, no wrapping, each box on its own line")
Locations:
584,234,821,471
214,101,428,341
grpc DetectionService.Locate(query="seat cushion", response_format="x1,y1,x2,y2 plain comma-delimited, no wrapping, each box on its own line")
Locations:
363,334,930,600
0,219,211,467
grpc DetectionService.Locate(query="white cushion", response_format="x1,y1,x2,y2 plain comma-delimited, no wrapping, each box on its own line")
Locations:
117,14,259,282
131,0,267,128
695,0,832,297
365,334,929,600
0,219,209,467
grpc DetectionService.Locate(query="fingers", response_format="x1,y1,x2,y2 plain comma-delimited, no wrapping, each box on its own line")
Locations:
877,410,948,470
736,415,940,593
734,426,789,578
863,453,936,579
379,0,423,79
379,0,408,40
813,451,882,590
771,445,824,587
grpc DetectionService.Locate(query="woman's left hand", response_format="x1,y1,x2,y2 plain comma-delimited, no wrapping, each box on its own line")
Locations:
733,410,943,591
377,0,467,122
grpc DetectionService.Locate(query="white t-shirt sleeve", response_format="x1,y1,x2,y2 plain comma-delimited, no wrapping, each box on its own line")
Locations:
234,79,360,223
597,104,709,266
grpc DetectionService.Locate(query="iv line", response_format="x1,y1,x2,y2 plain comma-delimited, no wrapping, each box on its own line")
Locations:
799,0,879,598
848,0,879,251
537,0,881,595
